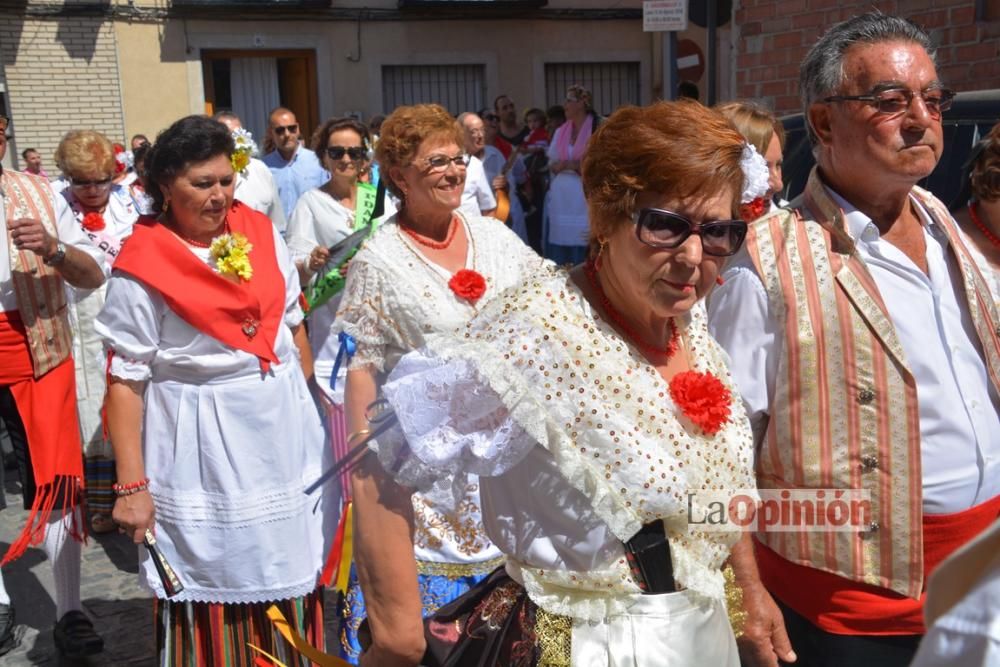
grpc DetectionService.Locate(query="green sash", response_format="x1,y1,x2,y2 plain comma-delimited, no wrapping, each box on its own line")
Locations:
305,182,379,312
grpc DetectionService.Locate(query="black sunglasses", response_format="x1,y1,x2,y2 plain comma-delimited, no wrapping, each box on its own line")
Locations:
326,146,367,161
70,177,113,189
634,208,747,257
273,124,299,135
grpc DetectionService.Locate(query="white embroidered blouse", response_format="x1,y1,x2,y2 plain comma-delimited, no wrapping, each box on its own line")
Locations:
376,263,758,620
332,211,547,566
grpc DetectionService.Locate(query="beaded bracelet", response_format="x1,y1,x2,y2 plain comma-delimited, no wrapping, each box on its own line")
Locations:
113,477,150,497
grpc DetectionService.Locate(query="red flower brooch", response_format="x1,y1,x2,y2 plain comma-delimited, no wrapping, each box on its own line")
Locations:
448,269,487,304
81,212,106,231
739,197,768,223
668,370,732,435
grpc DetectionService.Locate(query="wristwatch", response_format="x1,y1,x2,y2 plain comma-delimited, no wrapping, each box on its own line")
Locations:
43,241,67,266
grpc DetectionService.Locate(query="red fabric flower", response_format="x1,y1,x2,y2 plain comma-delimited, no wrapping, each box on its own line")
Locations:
113,144,127,174
668,370,732,435
81,212,106,231
739,197,768,223
448,269,487,304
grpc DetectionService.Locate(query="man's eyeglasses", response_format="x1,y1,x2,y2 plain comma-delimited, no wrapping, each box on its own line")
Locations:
420,154,469,173
70,177,113,190
823,87,955,117
633,208,748,257
273,124,299,135
326,146,367,161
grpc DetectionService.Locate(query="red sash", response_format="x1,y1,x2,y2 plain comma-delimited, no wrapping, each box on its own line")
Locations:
114,202,284,371
757,493,1000,635
0,312,86,564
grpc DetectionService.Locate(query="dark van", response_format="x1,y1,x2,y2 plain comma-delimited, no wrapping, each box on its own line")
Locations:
779,89,1000,210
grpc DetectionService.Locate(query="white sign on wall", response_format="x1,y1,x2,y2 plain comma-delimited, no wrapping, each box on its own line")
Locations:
643,0,688,32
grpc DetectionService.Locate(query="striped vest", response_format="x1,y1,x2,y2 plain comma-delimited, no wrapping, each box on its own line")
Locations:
746,169,1000,598
2,170,73,377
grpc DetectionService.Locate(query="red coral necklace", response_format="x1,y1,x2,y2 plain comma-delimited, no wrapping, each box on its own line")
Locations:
969,202,1000,250
400,215,458,250
583,258,732,435
583,258,679,360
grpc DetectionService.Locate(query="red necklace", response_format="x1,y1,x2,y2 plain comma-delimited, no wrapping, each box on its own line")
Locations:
583,259,679,360
400,216,458,250
168,221,228,248
969,203,1000,250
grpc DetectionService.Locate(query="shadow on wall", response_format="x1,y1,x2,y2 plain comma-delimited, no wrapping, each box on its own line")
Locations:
1,3,113,65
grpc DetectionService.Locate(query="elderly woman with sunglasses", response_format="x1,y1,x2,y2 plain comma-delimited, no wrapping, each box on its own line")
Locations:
54,129,140,534
332,103,545,665
353,100,768,666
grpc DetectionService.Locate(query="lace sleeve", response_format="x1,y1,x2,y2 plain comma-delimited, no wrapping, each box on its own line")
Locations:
376,347,538,492
94,273,162,382
331,258,395,373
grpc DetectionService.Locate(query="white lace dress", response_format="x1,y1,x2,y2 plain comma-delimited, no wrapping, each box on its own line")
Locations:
94,226,333,603
375,263,757,665
332,211,546,576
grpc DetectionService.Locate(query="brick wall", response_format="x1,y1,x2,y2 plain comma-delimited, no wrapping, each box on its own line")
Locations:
0,16,125,173
735,0,1000,115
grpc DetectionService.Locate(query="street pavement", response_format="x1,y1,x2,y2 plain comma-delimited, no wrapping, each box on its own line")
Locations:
1,478,343,665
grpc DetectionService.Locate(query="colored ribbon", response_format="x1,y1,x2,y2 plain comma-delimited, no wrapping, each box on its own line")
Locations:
330,331,356,391
306,182,379,312
265,605,352,667
320,500,351,588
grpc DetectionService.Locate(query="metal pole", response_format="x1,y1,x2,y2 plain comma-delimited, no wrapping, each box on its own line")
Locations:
665,31,678,100
707,0,717,105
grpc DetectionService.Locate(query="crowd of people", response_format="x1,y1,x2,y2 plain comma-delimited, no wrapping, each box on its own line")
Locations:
0,10,998,667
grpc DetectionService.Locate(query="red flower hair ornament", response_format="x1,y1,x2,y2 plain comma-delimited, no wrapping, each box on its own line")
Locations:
81,212,106,232
448,269,487,304
739,197,768,223
668,370,732,435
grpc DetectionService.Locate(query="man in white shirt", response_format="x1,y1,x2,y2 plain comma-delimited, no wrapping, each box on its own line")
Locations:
454,113,497,219
707,13,1000,667
213,111,288,234
0,114,108,658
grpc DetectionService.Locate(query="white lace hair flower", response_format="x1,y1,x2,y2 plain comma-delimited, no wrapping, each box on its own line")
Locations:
232,127,259,157
740,142,770,203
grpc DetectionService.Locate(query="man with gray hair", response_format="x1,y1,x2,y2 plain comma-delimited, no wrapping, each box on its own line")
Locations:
708,12,1000,667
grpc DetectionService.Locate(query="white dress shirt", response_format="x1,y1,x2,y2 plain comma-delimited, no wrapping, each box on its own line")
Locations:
1,176,109,312
707,186,1000,514
458,155,496,219
235,158,288,234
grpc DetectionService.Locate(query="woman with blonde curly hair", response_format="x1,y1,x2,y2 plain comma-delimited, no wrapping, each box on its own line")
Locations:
332,103,544,664
715,101,786,220
353,100,766,665
54,129,139,533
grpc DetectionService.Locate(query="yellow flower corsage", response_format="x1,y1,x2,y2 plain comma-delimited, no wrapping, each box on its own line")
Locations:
210,232,254,281
230,128,257,175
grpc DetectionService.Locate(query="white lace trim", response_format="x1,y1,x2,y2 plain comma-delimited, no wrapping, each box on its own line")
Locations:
507,558,641,622
108,350,152,382
143,572,319,605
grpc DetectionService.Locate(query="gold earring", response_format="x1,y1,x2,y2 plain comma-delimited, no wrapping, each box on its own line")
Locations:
595,237,607,270
163,199,170,213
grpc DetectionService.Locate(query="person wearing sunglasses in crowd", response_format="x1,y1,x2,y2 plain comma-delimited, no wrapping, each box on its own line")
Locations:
332,103,545,665
263,107,328,221
353,99,766,666
54,130,140,536
708,13,1000,667
286,117,395,404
